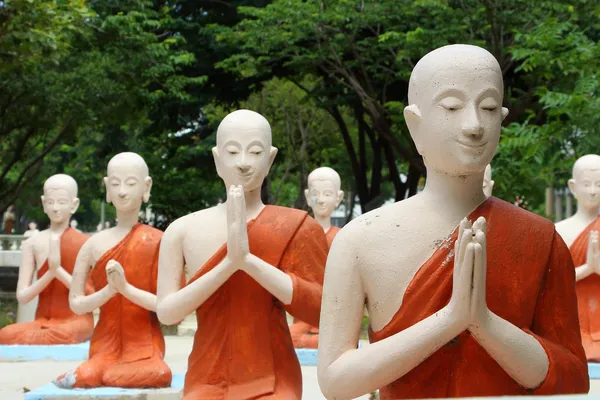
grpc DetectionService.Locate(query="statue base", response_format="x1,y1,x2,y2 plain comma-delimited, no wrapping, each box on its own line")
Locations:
24,374,184,400
0,342,89,361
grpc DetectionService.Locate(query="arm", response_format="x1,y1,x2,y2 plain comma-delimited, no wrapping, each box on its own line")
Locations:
575,263,592,281
105,260,159,312
69,241,116,315
244,255,293,305
16,239,55,304
54,267,73,288
468,223,549,389
156,222,236,325
318,227,472,400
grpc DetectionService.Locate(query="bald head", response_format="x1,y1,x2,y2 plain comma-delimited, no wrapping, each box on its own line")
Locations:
216,109,272,147
44,174,78,198
408,44,503,106
107,152,149,177
573,154,600,179
308,167,341,192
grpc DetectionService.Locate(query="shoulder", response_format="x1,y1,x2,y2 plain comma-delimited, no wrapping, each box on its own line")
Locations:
488,197,554,235
163,206,220,239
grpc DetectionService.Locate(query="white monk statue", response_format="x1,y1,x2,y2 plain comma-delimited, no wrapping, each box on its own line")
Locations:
0,175,93,345
556,154,600,361
55,152,171,389
156,109,328,399
290,166,344,349
317,44,588,399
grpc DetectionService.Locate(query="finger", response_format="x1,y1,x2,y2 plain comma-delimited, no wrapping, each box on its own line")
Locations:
457,242,475,301
457,229,473,268
471,242,485,318
227,186,235,226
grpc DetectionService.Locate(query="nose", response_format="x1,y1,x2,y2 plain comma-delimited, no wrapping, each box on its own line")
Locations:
236,160,251,174
118,185,127,198
52,203,60,211
461,105,484,138
317,194,326,204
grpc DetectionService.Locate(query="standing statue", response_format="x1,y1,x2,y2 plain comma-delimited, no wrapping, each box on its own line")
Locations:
556,154,600,361
290,166,343,349
317,44,588,399
23,221,40,238
3,205,15,233
55,153,171,389
157,110,328,399
0,175,93,345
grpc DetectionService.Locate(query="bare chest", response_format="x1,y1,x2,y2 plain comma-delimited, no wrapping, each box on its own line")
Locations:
360,219,457,332
182,223,228,279
90,231,130,265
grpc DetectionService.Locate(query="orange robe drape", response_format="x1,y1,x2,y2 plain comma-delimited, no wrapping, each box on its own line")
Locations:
0,228,93,345
64,224,171,388
369,197,589,399
569,216,600,361
290,225,340,349
183,205,328,400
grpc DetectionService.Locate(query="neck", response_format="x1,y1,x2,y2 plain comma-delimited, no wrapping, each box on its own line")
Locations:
49,219,70,235
243,186,265,220
115,209,139,230
314,213,332,231
574,204,599,224
421,169,487,216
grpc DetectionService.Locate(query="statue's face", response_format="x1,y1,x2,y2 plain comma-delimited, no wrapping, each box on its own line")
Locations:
407,56,507,177
307,179,341,219
571,168,600,209
42,188,76,224
104,160,150,214
213,125,276,193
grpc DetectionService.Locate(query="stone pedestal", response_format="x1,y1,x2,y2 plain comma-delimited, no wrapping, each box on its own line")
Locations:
176,312,197,336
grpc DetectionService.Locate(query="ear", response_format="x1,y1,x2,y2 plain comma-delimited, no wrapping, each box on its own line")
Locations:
267,146,278,173
40,195,45,204
212,146,223,180
143,176,153,203
490,180,495,193
103,177,112,203
568,178,577,198
404,104,423,153
304,188,311,206
70,198,80,215
501,107,509,121
336,190,344,207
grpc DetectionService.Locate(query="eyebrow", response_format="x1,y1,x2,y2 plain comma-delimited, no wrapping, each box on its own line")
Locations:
247,140,265,149
433,88,467,103
476,87,502,102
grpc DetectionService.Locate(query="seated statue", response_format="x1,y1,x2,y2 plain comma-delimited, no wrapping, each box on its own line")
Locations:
290,166,343,349
23,221,40,238
156,110,328,400
317,44,589,399
556,154,600,361
55,152,171,389
0,175,93,345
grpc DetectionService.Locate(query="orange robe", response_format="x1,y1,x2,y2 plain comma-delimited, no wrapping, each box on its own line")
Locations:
369,197,589,399
569,216,600,361
183,205,328,400
61,224,171,388
0,228,93,345
290,225,340,349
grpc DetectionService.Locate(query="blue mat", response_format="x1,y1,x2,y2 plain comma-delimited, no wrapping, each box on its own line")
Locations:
24,373,184,399
295,348,318,366
0,342,90,361
589,363,600,379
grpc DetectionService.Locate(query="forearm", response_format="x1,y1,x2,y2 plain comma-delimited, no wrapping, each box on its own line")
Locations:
157,259,236,325
244,254,293,305
70,286,114,315
575,264,592,281
54,267,73,288
470,311,549,389
123,284,157,312
319,308,463,400
16,272,54,304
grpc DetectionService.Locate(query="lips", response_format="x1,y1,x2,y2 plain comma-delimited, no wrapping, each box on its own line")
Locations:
457,140,487,149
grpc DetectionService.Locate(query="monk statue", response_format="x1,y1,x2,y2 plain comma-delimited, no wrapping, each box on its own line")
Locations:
556,154,600,361
23,221,40,238
483,164,494,197
317,44,589,399
289,166,343,349
55,152,171,389
0,175,93,345
157,109,328,400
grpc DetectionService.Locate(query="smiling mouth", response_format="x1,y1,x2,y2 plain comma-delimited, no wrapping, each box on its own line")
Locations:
457,141,487,149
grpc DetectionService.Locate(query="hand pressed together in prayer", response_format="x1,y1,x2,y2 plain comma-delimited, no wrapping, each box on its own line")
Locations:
225,185,251,271
47,235,61,275
587,231,600,275
449,217,492,334
106,260,128,295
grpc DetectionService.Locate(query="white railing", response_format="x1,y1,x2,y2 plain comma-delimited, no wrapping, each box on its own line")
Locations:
0,234,25,250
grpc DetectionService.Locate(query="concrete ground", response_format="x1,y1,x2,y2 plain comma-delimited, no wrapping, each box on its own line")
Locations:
0,336,371,400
